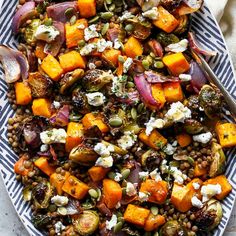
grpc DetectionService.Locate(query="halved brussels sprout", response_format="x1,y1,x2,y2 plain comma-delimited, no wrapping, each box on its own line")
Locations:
160,0,182,11
32,181,52,209
24,19,41,44
73,210,99,236
72,89,90,115
69,144,98,166
199,85,223,119
174,15,189,35
156,32,179,47
32,214,52,229
209,142,226,178
160,220,187,236
184,119,204,134
194,199,223,231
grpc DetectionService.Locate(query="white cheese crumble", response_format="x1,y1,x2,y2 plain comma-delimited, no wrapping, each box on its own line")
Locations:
114,39,122,49
111,76,127,97
40,144,49,152
117,131,137,150
193,182,201,190
88,62,96,70
96,39,113,52
123,57,133,73
40,129,67,144
191,196,203,208
201,184,222,202
139,171,149,180
94,143,114,157
170,166,188,184
55,221,66,235
53,101,61,109
142,7,159,20
95,156,113,168
114,173,123,182
84,24,99,41
165,102,192,123
34,25,60,43
119,11,134,21
193,132,213,144
86,92,106,106
150,168,162,182
164,143,177,155
165,39,189,53
80,43,97,56
126,182,137,196
179,74,192,82
51,195,69,207
139,192,149,202
106,214,117,230
145,117,166,136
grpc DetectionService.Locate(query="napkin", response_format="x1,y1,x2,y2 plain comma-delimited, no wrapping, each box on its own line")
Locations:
205,0,228,22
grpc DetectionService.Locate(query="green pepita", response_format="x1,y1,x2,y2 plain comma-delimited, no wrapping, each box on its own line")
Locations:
106,0,112,4
151,206,159,216
153,232,159,236
118,55,125,63
88,15,100,24
70,15,77,25
131,107,137,120
137,103,144,113
109,117,123,127
121,168,131,179
187,156,195,166
88,188,99,198
127,81,135,88
117,216,124,224
113,222,123,233
57,207,67,215
78,39,86,47
48,204,57,212
101,12,114,20
142,60,150,70
125,24,134,32
116,212,123,218
65,8,75,20
108,171,116,179
44,18,52,26
101,23,109,36
154,61,165,69
109,3,116,11
169,160,180,167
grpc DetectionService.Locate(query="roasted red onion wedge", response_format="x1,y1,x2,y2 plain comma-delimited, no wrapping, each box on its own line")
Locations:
11,2,36,34
145,70,179,83
175,0,203,15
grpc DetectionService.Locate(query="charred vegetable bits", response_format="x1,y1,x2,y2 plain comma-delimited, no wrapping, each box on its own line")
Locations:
0,0,235,235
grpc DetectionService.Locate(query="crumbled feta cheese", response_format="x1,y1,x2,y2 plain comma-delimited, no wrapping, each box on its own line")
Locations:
40,129,67,144
165,102,192,123
111,76,127,97
114,39,122,49
126,182,137,196
114,173,123,182
97,39,113,52
123,57,133,73
117,131,137,150
142,7,159,20
86,92,106,106
165,39,188,53
80,43,97,56
160,159,168,174
225,110,231,115
191,196,203,208
106,214,117,230
201,184,222,202
34,25,60,43
179,74,192,82
95,156,113,168
88,62,96,70
193,182,200,190
84,24,99,41
51,195,69,207
164,143,177,155
119,11,134,21
53,101,61,109
186,0,202,9
145,117,166,136
139,171,149,180
40,144,49,152
55,221,66,235
193,132,213,144
150,169,162,182
94,143,114,157
139,192,149,202
170,166,188,185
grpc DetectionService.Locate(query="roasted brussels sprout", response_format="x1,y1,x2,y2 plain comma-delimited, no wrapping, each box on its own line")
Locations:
185,95,201,117
28,72,53,98
141,149,163,170
73,210,99,235
199,85,223,119
174,15,190,35
24,19,41,44
72,89,90,114
194,199,223,231
209,142,226,177
32,214,52,229
32,181,52,209
184,119,204,134
156,32,179,47
82,69,113,92
160,220,187,236
60,69,84,94
160,0,182,11
69,144,98,166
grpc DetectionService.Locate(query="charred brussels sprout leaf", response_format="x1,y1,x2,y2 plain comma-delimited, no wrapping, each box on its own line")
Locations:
73,210,99,236
184,119,204,134
32,214,52,229
72,89,90,115
194,199,223,231
24,19,41,44
199,85,223,119
156,32,179,47
174,15,190,35
160,220,187,236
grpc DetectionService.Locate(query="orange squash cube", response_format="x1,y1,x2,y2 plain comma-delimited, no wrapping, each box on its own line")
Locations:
124,36,143,58
34,157,56,176
102,48,121,67
32,98,52,118
194,164,207,177
151,84,166,109
144,214,166,232
88,166,110,182
176,133,192,147
50,172,70,195
163,82,184,102
15,82,32,105
77,0,96,18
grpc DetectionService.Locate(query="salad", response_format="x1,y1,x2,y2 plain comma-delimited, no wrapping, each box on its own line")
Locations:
0,0,236,235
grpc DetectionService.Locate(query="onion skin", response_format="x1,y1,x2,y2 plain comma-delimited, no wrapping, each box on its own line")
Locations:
145,70,179,83
11,2,36,34
14,49,29,80
50,105,70,127
147,39,163,58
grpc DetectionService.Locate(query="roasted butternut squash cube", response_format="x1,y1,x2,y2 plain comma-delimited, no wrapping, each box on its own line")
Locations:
65,19,88,48
194,163,207,177
151,83,166,109
176,133,192,147
15,82,32,105
144,214,166,232
50,172,70,195
124,36,143,58
34,157,56,176
163,53,190,76
62,175,89,199
216,123,236,148
59,51,86,72
102,48,121,67
88,166,109,182
41,54,64,81
32,98,52,118
163,82,184,102
124,204,150,227
77,0,96,18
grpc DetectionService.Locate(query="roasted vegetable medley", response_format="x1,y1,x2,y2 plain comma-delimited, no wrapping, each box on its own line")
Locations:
1,0,236,235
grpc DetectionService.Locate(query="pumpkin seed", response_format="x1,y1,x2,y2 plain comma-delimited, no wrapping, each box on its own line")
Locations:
142,60,150,70
57,207,67,215
137,103,144,113
187,156,195,166
70,15,77,25
48,204,57,212
88,15,100,24
88,188,99,198
101,12,114,20
122,187,126,195
127,81,135,88
109,3,116,11
109,117,123,127
108,171,116,179
153,232,159,236
78,39,85,47
101,23,109,36
118,55,125,63
44,18,52,26
125,24,134,32
117,216,124,224
154,61,164,69
113,222,123,233
169,160,180,167
106,0,112,4
150,52,156,58
151,206,159,215
116,212,123,218
65,8,75,19
121,168,130,179
131,107,137,120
